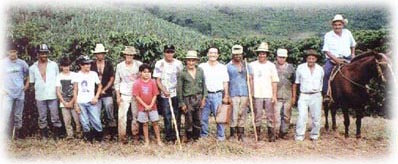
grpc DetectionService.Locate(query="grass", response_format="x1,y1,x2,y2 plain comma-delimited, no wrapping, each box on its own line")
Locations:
6,112,391,161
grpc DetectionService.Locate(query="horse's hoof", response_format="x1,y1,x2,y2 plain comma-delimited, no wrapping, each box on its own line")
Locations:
356,134,362,139
344,134,349,138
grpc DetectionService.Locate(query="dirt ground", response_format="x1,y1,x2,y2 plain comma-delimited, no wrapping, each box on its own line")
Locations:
5,114,392,163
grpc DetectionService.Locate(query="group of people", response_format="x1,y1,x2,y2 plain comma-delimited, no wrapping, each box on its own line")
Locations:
2,14,356,145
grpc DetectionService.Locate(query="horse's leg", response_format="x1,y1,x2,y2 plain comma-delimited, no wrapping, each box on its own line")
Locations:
323,102,329,131
342,108,350,138
355,109,363,139
331,106,337,131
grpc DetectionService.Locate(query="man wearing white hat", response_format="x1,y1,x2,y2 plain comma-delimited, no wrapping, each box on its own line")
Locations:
274,48,296,139
177,50,207,141
226,45,251,142
322,14,356,102
249,42,279,142
90,43,117,141
114,46,143,144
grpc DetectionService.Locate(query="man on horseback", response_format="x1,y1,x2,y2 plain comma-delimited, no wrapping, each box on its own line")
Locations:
322,14,356,102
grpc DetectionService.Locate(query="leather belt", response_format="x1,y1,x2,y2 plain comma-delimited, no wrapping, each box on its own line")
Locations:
208,90,223,94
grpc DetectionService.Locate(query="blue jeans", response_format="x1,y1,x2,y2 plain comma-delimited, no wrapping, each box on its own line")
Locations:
3,94,24,137
96,96,117,127
323,57,352,94
161,96,180,141
201,92,225,141
78,102,103,132
36,99,62,129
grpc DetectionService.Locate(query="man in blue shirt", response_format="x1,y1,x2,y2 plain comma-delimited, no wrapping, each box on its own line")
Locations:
226,45,251,142
1,44,29,140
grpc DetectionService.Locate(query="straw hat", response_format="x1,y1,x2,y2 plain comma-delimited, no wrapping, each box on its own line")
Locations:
332,14,348,25
122,46,138,55
91,44,108,54
184,50,199,60
255,42,269,52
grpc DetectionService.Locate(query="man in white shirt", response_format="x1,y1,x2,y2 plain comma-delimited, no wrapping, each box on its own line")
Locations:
249,42,279,142
322,14,356,101
153,44,184,142
29,44,62,140
199,46,229,141
293,49,324,141
114,46,143,144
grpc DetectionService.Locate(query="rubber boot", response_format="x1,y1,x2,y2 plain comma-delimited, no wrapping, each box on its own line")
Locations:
238,127,245,142
255,126,262,141
268,127,276,142
40,128,49,141
228,127,237,141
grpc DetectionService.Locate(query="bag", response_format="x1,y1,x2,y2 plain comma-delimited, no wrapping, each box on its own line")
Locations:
215,103,232,124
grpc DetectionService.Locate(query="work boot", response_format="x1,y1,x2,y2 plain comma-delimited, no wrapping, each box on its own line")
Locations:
109,127,117,141
94,130,103,142
267,127,276,142
192,127,200,141
52,127,62,141
185,131,193,143
83,131,94,143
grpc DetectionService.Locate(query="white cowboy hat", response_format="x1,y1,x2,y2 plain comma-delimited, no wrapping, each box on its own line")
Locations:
332,14,348,25
255,42,269,52
277,48,288,57
91,43,108,54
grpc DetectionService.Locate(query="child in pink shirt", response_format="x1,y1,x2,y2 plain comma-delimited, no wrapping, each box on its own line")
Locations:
133,64,163,146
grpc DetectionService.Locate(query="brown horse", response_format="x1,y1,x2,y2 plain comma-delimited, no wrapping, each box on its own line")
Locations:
324,50,390,138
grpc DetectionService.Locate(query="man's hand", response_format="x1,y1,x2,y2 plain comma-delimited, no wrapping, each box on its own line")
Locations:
291,96,296,106
116,96,122,106
200,99,206,109
163,91,171,98
271,96,277,103
75,104,81,114
181,105,187,114
90,97,98,105
222,96,229,104
64,101,73,108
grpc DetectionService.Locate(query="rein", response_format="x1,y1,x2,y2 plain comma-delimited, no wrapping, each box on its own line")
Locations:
328,58,386,103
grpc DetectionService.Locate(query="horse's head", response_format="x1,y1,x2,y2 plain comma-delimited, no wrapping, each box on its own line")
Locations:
351,50,392,82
